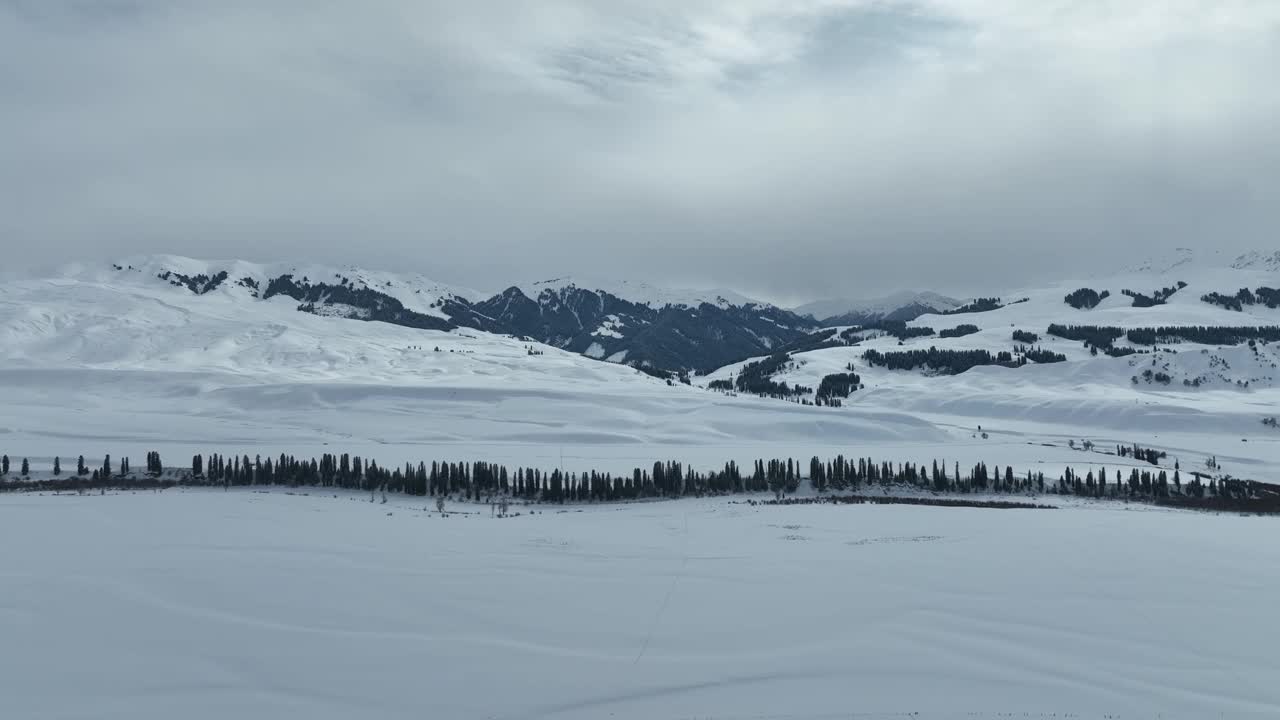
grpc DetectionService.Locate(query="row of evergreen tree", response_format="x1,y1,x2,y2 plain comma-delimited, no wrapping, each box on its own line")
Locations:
4,449,1272,509
938,324,980,339
1125,326,1280,346
1048,323,1280,349
0,453,151,479
863,347,1023,375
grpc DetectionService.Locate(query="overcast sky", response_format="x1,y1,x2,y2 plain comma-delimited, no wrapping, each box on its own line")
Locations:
3,1,1278,304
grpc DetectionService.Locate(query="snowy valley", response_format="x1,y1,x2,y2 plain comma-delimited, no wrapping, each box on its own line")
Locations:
4,250,1280,719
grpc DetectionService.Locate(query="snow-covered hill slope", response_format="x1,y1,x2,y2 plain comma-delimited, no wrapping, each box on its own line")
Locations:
53,256,814,373
0,259,941,473
703,252,1280,444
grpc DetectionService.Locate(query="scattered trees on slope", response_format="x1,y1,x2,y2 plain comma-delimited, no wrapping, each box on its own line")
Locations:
158,270,229,295
1122,282,1186,308
1022,347,1067,364
1202,287,1280,311
1064,288,1109,310
264,274,456,332
815,371,861,406
708,353,812,399
942,298,1003,315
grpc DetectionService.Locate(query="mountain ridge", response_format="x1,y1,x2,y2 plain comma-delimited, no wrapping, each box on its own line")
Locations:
87,255,814,374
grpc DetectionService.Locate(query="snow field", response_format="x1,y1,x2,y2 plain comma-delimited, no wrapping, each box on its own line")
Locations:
2,489,1277,719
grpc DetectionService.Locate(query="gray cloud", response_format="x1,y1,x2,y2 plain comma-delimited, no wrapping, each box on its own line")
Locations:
2,0,1278,304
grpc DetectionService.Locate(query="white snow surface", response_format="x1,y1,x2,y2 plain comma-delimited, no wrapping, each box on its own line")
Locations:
2,489,1278,719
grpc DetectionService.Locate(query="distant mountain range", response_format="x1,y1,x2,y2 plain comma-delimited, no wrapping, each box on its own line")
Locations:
793,291,962,326
14,249,1278,381
102,256,816,374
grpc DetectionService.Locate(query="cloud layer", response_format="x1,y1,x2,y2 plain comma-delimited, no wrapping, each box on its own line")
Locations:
3,1,1278,302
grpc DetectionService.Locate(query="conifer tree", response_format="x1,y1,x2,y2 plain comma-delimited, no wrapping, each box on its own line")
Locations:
21,457,30,476
53,457,61,476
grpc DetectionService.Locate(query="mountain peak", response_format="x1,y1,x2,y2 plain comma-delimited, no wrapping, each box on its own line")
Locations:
1231,250,1280,272
512,275,761,309
793,291,961,325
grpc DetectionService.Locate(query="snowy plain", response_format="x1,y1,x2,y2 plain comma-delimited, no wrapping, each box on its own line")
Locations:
3,489,1279,720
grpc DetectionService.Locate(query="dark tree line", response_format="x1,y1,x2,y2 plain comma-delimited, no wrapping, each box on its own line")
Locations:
6,447,1277,512
807,456,1046,495
773,328,845,355
941,298,1003,315
863,347,1022,374
1021,347,1067,364
1012,329,1039,344
1047,324,1126,349
1122,282,1186,308
1201,287,1280,311
1064,288,1110,310
869,320,935,341
1125,325,1280,346
1043,323,1278,352
938,324,980,339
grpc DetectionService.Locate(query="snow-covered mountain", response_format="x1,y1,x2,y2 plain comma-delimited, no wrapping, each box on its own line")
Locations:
794,291,962,326
1232,250,1280,272
0,256,941,473
68,256,814,374
512,275,761,309
704,252,1280,440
